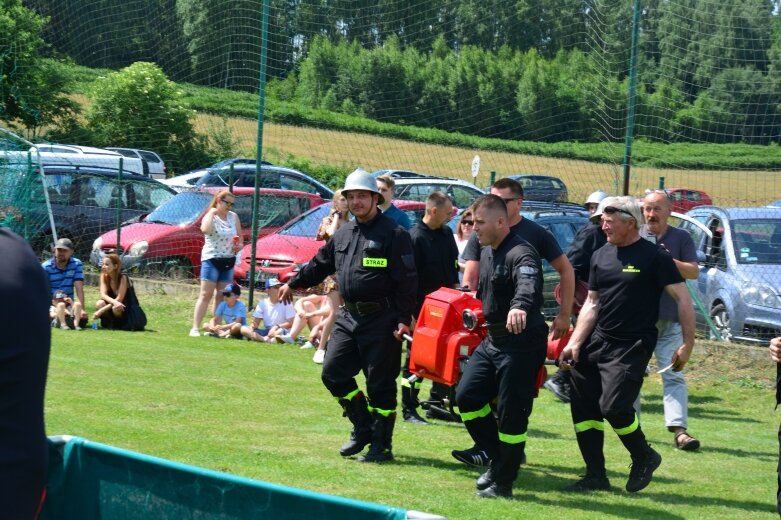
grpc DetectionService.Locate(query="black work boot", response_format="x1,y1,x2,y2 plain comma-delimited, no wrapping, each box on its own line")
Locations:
358,412,396,463
402,385,429,425
338,392,373,457
626,445,662,492
564,471,612,492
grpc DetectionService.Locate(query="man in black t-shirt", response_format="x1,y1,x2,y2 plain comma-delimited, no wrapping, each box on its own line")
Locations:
404,191,459,424
544,195,609,403
559,196,695,494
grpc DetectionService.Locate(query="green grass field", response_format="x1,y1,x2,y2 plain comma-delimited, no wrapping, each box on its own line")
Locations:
46,286,778,519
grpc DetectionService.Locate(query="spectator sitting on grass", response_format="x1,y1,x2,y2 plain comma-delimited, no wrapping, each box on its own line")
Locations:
203,284,247,338
42,238,87,330
275,293,333,348
240,278,295,342
49,291,79,330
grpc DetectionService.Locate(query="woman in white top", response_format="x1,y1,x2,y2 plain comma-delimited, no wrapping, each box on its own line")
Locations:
190,190,243,336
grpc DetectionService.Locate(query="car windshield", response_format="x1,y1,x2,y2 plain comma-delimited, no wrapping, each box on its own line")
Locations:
143,191,212,226
732,219,781,264
279,205,330,237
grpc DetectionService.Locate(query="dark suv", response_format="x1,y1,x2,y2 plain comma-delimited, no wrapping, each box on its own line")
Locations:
30,166,176,258
449,201,588,317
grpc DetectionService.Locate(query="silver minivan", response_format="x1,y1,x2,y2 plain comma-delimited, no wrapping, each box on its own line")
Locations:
677,206,781,343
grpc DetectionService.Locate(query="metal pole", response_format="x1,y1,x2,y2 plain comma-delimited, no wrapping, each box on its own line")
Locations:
621,0,641,196
248,0,270,310
659,176,665,189
116,158,123,251
490,170,496,187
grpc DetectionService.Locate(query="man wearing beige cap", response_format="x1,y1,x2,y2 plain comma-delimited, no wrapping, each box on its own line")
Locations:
559,196,695,493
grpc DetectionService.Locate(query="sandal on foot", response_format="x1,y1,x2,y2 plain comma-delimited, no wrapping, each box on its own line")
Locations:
674,430,700,451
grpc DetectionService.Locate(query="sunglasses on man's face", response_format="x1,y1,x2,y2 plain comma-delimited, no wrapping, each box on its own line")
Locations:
222,292,236,297
603,206,634,218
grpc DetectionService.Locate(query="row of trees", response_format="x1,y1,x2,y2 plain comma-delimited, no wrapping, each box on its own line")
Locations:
290,34,781,144
1,0,237,171
20,0,781,145
23,0,780,92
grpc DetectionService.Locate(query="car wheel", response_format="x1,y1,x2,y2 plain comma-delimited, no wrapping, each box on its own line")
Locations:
165,258,193,281
709,303,732,342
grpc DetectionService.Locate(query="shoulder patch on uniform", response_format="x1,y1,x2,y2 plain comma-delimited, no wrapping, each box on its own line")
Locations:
519,266,538,275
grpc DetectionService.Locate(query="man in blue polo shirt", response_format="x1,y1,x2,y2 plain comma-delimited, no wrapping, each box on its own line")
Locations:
41,238,87,329
376,174,412,230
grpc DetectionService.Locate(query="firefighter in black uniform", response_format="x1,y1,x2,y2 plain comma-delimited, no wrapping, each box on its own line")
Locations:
559,196,695,493
455,194,548,499
403,191,460,424
544,192,609,403
278,168,417,463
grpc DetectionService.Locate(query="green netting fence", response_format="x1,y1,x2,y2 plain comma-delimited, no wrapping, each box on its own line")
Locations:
42,436,443,520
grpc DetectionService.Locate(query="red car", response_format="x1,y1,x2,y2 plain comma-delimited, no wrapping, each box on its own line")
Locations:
235,201,427,286
90,187,326,279
662,188,712,213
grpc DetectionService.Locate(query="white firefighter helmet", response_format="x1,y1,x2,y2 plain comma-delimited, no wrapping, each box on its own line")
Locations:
584,190,608,208
343,168,384,205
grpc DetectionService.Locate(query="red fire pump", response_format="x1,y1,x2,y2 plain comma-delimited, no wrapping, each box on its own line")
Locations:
406,287,571,420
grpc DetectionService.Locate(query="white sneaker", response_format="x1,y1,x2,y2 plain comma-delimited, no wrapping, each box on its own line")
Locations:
313,349,325,364
300,341,315,349
189,328,200,337
275,334,295,344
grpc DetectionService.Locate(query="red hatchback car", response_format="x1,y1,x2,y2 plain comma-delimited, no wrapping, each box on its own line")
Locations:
90,187,326,279
662,188,712,213
234,200,427,287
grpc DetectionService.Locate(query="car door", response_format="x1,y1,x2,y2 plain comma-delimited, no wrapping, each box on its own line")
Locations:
676,211,724,321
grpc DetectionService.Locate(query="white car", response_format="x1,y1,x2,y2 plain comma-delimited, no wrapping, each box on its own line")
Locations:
2,144,145,175
160,169,208,192
106,147,167,179
390,177,485,209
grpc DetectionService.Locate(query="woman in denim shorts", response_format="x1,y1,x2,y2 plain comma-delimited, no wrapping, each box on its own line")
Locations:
190,190,242,336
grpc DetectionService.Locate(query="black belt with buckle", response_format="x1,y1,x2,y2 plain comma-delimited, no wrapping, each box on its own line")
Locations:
343,298,390,316
486,323,510,338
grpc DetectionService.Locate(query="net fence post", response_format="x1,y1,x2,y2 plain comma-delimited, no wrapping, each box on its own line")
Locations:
621,0,641,196
116,157,123,253
248,0,270,311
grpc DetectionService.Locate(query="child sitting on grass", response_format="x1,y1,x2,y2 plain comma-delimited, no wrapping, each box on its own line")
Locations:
203,284,247,338
50,290,84,330
240,278,295,342
274,293,332,350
